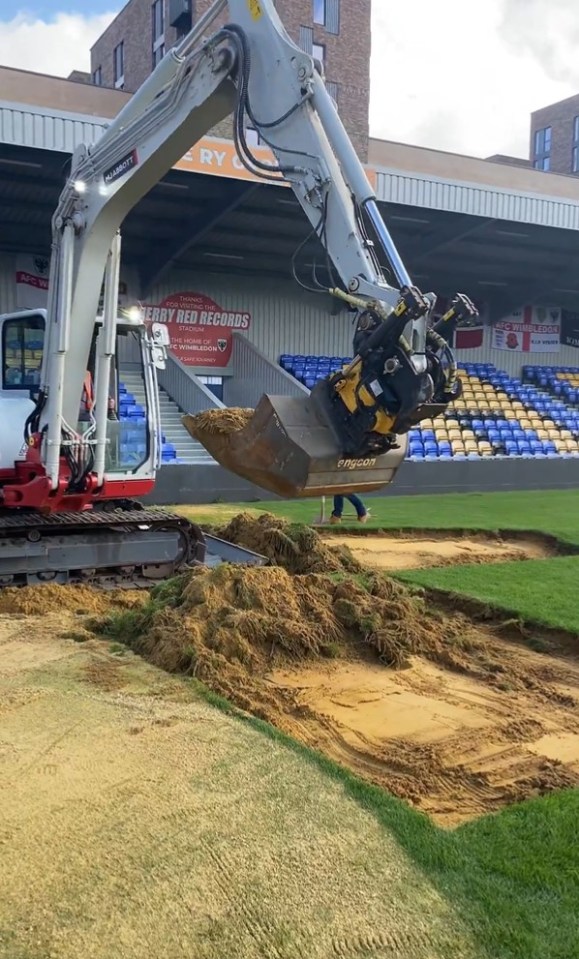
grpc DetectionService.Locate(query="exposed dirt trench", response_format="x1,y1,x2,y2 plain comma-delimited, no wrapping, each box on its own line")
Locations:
320,529,558,571
1,516,578,829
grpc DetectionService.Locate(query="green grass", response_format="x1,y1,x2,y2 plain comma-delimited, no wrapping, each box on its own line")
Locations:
176,488,579,546
397,555,579,634
194,681,579,959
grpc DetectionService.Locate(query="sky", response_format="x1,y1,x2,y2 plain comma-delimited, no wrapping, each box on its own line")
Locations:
1,0,579,159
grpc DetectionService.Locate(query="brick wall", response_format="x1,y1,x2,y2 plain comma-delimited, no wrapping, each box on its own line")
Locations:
530,93,579,175
90,0,371,160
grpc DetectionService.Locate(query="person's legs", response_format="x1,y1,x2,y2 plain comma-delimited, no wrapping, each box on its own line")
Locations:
331,495,344,518
346,493,367,518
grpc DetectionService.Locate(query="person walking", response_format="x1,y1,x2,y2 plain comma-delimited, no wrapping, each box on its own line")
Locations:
330,493,369,524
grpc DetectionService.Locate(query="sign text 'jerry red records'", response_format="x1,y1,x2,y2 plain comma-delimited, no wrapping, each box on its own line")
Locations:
142,291,252,368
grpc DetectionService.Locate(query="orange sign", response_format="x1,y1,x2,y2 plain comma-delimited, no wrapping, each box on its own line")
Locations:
174,135,378,192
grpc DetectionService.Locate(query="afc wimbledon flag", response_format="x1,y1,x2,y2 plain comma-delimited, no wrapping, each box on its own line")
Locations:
16,254,50,309
561,310,579,349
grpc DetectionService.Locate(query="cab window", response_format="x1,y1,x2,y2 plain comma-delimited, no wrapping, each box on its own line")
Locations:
2,315,45,389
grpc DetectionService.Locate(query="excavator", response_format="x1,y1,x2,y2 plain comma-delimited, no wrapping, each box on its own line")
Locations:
0,0,477,586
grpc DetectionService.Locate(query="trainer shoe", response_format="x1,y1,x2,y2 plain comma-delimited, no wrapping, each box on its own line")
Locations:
358,511,370,524
329,515,342,525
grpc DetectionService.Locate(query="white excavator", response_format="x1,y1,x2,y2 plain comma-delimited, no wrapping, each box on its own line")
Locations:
0,0,477,586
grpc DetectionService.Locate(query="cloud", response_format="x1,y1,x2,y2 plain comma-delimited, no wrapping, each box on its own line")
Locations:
501,0,579,87
369,0,579,158
0,10,117,77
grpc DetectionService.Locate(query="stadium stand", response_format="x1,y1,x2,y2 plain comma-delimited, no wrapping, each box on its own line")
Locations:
118,380,180,465
279,355,579,461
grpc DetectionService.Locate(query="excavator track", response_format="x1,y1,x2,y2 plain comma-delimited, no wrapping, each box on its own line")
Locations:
0,507,266,588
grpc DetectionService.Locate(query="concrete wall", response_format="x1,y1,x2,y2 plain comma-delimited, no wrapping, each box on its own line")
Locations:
368,137,579,205
141,458,579,505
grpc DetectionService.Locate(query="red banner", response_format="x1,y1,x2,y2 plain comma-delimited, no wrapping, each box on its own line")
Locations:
142,291,251,368
433,295,485,350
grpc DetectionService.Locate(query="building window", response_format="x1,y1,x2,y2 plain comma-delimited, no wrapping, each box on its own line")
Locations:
92,66,102,86
313,0,325,24
2,314,45,390
533,126,551,170
152,0,165,69
573,117,579,173
313,0,340,34
113,41,124,89
312,42,325,67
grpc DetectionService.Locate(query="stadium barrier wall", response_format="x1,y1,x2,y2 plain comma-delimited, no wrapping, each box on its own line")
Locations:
223,332,309,408
141,458,579,506
158,353,225,413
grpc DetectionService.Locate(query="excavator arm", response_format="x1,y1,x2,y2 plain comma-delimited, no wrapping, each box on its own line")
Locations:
23,0,476,504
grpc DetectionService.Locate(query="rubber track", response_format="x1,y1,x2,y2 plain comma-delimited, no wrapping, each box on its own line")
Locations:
0,508,206,588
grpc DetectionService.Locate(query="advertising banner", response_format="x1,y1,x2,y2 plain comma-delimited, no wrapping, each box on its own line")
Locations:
432,296,485,350
16,254,50,309
142,291,251,368
492,305,561,353
561,310,579,349
173,135,378,190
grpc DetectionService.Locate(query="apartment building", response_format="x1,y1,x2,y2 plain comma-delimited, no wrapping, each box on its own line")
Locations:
530,92,579,175
90,0,371,160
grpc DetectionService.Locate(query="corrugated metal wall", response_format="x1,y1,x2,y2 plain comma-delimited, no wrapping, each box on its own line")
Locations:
147,270,354,368
376,171,579,230
0,254,17,313
0,103,106,154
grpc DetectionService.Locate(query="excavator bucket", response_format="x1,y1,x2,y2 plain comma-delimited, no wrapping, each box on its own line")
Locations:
183,391,408,499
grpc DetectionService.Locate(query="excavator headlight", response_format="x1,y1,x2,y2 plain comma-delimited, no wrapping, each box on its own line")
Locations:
74,179,87,195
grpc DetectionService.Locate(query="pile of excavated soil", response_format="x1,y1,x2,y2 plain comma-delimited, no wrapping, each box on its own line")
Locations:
182,408,253,438
98,554,579,824
111,564,448,698
0,584,144,617
103,562,496,720
216,512,362,575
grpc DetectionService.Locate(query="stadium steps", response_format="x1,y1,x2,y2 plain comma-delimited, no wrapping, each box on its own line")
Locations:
120,370,215,465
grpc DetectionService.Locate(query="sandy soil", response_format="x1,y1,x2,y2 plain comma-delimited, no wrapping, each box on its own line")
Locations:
0,609,479,959
269,634,579,827
323,532,554,571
